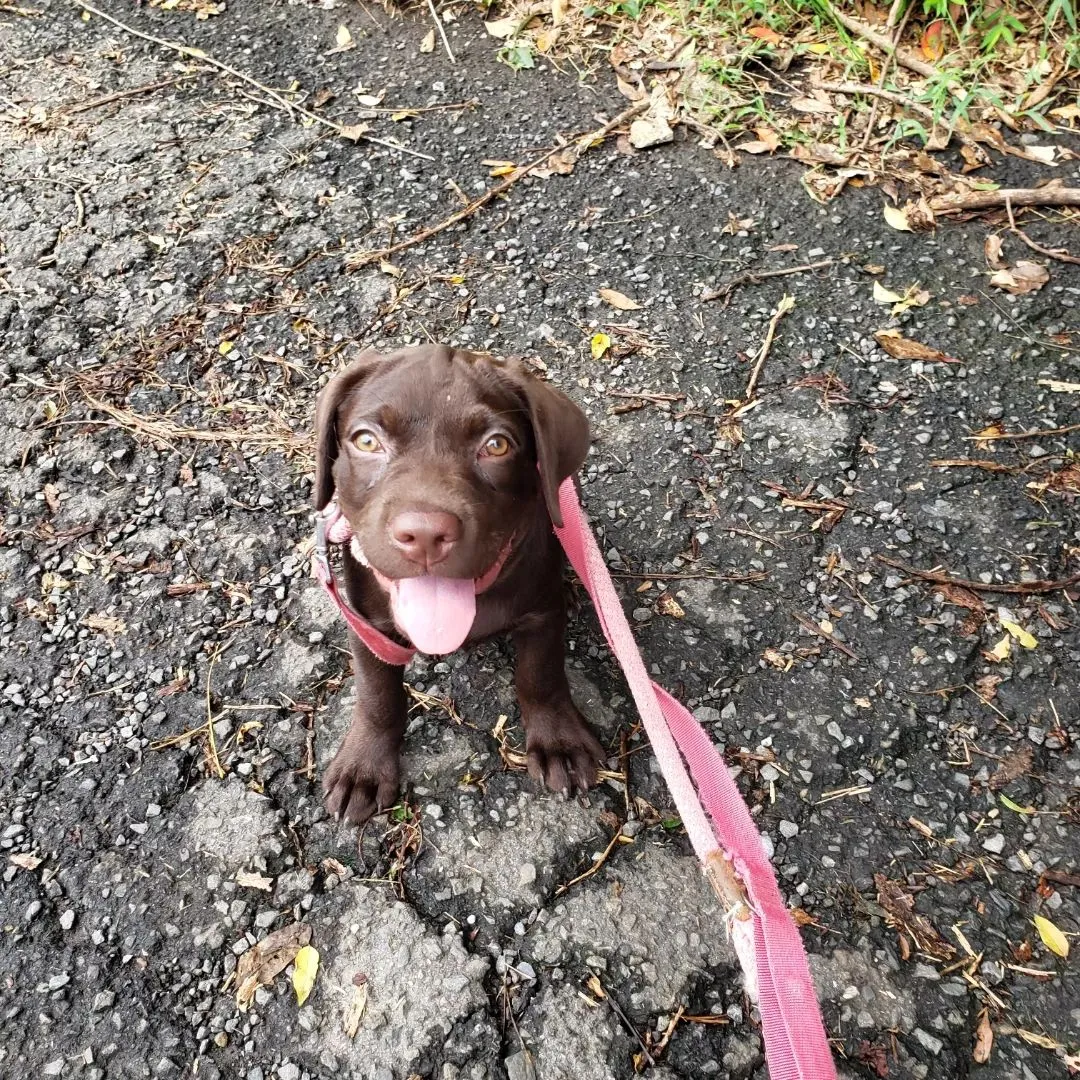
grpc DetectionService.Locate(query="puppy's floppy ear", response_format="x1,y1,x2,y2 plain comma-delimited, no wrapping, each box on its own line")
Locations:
313,351,384,511
504,360,590,528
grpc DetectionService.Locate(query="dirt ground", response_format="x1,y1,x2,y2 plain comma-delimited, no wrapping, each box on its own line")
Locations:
1,2,1078,1079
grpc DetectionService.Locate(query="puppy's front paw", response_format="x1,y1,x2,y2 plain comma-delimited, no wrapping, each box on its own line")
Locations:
524,708,606,796
323,733,401,825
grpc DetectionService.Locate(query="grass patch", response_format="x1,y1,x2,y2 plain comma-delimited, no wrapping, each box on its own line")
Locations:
480,0,1080,193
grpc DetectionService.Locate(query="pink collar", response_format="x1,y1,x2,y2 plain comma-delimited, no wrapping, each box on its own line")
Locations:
312,500,513,666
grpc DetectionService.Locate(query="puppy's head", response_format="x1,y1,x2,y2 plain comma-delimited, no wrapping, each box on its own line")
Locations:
314,345,589,587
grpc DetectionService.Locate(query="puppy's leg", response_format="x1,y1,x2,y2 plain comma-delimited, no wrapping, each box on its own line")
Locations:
514,609,606,795
324,636,406,824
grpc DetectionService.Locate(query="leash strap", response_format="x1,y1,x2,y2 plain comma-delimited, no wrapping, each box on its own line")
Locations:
553,478,836,1080
313,487,836,1077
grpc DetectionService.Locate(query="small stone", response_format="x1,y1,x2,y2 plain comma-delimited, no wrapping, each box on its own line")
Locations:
424,804,443,820
914,1028,943,1055
278,1065,300,1080
778,821,799,839
504,1050,537,1080
518,863,536,886
92,991,116,1012
59,910,75,931
981,833,1006,854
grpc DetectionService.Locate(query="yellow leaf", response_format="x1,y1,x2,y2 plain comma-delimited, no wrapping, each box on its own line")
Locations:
590,332,611,360
873,281,903,305
336,24,353,47
218,340,234,355
883,204,912,232
484,16,518,38
489,164,518,177
804,42,830,54
598,287,641,311
1000,618,1037,649
1033,914,1069,958
988,635,1011,661
292,945,320,1005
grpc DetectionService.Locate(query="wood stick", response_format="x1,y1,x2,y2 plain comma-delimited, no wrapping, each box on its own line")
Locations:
930,187,1080,212
64,77,179,114
701,259,833,303
425,0,455,64
70,0,433,160
876,555,1080,595
346,101,648,269
743,294,794,401
792,612,859,661
1005,196,1080,265
825,6,937,79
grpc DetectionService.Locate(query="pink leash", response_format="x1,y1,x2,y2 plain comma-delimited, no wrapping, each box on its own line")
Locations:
313,483,836,1079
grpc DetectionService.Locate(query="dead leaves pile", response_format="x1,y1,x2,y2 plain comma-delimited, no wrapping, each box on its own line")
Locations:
233,923,319,1010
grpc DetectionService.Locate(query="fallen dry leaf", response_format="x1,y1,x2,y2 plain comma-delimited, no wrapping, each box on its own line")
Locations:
790,96,834,116
747,25,782,45
419,28,435,52
551,0,567,26
590,332,611,360
973,1009,993,1064
873,281,903,305
235,870,274,892
8,853,42,871
655,592,685,618
990,261,1049,295
335,24,353,48
235,922,312,1009
873,329,955,363
984,234,1006,269
343,981,368,1038
81,613,127,636
292,944,320,1006
338,123,371,142
483,15,517,38
598,287,640,311
921,18,946,60
875,874,956,961
883,204,912,232
988,746,1033,790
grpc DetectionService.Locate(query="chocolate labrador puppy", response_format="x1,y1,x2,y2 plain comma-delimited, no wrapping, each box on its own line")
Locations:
313,345,606,824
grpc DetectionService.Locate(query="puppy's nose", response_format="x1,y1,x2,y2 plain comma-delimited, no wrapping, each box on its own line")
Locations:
389,510,462,568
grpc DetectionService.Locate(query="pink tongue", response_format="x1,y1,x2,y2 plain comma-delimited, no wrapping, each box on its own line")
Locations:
391,575,476,655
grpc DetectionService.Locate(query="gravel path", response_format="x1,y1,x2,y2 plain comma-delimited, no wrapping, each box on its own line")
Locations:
1,3,1078,1079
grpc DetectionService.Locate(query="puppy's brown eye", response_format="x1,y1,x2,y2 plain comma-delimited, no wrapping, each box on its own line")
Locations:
481,434,510,458
352,430,383,453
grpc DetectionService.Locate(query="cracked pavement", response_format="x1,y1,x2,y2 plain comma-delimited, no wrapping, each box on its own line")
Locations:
1,2,1078,1078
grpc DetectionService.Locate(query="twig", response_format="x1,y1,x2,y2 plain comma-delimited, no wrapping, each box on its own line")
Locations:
64,77,179,114
815,81,985,159
600,983,655,1068
701,260,833,303
858,2,913,153
792,611,859,661
743,294,794,402
1005,197,1080,265
555,830,626,895
823,5,937,79
347,101,648,269
965,422,1080,441
425,0,455,63
876,555,1080,595
70,0,433,160
930,187,1080,213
